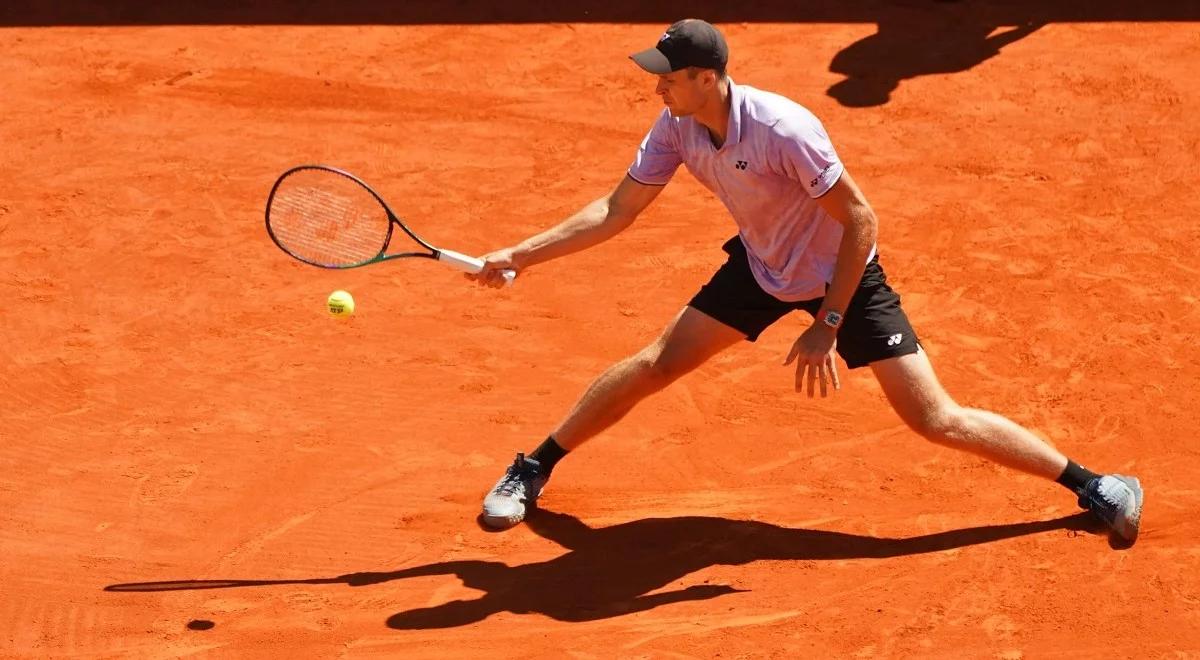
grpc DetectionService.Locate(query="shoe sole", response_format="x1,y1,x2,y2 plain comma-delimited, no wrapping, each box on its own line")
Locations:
481,512,525,530
1113,475,1143,543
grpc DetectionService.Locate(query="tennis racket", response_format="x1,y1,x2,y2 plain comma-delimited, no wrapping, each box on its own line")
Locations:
265,165,515,284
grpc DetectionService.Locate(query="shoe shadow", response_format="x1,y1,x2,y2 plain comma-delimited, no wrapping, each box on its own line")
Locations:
104,510,1101,629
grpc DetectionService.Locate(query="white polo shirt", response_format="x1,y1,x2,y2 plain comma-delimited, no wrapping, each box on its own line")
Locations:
627,80,874,302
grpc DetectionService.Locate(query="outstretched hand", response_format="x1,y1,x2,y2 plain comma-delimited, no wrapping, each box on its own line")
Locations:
783,325,841,397
466,247,522,289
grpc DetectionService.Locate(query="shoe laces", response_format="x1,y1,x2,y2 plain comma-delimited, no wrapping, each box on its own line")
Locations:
1083,477,1126,518
496,453,540,497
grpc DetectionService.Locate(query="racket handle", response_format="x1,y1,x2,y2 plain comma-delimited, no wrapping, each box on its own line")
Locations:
437,249,517,286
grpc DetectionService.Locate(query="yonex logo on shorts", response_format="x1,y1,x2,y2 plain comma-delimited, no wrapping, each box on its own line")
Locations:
887,333,903,346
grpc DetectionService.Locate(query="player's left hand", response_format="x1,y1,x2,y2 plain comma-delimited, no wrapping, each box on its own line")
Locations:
783,325,841,397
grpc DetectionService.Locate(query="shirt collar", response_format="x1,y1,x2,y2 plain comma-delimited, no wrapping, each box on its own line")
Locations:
723,77,743,149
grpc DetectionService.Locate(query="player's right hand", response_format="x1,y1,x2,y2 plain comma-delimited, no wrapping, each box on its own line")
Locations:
469,247,522,289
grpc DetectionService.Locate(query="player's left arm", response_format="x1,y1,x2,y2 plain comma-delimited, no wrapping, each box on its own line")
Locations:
783,167,878,396
814,168,878,325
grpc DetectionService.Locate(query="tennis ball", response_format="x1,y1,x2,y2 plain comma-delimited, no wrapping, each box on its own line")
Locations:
327,289,355,317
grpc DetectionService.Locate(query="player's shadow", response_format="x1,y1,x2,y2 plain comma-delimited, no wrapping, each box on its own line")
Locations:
6,0,1197,26
826,11,1046,107
104,509,1101,628
7,2,1197,109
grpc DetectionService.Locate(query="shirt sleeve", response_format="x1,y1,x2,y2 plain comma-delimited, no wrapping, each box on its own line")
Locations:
627,109,682,186
772,111,845,198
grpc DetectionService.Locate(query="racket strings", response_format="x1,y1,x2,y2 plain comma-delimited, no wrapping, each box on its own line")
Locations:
268,172,390,268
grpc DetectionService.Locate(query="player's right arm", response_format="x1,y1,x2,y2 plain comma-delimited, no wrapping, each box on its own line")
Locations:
471,175,664,287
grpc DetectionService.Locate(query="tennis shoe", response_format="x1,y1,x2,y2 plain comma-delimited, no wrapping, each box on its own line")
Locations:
1078,474,1143,544
481,453,547,529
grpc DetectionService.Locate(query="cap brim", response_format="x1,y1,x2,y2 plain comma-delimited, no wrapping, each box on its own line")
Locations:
630,47,672,74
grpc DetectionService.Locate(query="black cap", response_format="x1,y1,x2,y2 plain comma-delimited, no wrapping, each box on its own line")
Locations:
630,19,728,74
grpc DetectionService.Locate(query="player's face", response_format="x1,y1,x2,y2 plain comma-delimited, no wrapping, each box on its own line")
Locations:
655,69,714,117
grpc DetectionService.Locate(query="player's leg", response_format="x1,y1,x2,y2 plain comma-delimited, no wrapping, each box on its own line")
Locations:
551,306,745,450
835,256,1142,543
481,236,791,529
870,350,1142,543
870,350,1069,478
548,237,788,453
480,307,742,530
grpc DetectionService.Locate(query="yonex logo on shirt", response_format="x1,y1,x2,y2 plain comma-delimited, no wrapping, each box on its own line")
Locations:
810,163,834,188
626,80,855,301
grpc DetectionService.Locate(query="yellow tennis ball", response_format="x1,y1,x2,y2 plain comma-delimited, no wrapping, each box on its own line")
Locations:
327,290,355,317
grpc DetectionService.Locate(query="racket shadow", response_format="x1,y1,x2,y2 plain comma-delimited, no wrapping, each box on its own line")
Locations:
103,509,1102,628
103,577,346,592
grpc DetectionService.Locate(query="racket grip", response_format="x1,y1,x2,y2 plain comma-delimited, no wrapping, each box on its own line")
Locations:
437,249,517,286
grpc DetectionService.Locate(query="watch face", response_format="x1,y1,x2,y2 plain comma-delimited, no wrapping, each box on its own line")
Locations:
824,311,842,327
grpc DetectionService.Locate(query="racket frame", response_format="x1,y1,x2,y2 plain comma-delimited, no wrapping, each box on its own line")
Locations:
266,164,451,269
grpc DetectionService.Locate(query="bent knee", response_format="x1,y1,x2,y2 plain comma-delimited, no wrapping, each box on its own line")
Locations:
631,346,692,387
906,405,967,442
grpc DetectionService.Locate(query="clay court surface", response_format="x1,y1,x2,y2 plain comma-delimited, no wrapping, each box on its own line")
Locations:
2,7,1199,658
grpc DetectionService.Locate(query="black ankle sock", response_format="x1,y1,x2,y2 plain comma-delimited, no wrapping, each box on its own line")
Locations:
1056,460,1100,495
529,436,568,475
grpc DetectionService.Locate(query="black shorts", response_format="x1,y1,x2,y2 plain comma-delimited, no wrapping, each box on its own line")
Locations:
688,236,921,369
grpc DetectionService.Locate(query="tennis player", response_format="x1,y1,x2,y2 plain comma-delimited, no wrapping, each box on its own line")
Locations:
469,19,1143,544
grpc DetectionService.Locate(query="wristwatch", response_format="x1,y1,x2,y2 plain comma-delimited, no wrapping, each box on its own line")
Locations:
821,310,843,329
